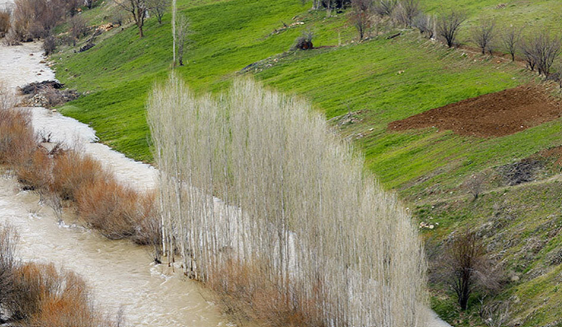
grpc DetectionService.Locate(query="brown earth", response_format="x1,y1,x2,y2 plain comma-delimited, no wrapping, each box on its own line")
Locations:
388,86,562,137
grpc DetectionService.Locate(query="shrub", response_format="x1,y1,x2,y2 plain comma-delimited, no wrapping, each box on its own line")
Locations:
75,179,137,239
0,97,36,165
15,147,52,191
0,223,19,316
51,151,107,201
43,34,57,55
292,30,314,50
0,10,10,37
436,9,466,48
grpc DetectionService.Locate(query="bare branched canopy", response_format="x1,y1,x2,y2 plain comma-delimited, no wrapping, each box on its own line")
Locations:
436,9,467,48
521,31,561,77
471,19,496,55
350,0,373,40
114,0,148,37
148,0,169,24
437,230,500,310
501,25,523,62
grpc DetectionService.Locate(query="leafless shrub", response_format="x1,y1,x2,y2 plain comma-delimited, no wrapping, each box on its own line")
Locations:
148,0,169,24
471,19,496,55
480,300,510,327
69,15,88,46
435,230,501,310
43,34,56,55
413,12,434,39
501,25,523,62
0,86,36,166
291,30,314,50
15,147,52,191
114,0,148,37
175,13,191,66
0,223,19,318
0,10,10,37
436,9,466,48
462,173,485,200
109,6,126,25
392,0,420,27
75,179,137,239
373,0,397,16
51,151,107,201
350,0,373,40
148,75,428,327
521,31,561,77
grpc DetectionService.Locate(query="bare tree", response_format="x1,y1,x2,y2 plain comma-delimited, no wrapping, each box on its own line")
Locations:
350,0,372,40
69,14,88,46
373,0,397,16
436,9,466,48
392,0,420,27
521,32,561,76
175,14,190,66
114,0,148,37
413,12,434,39
471,19,496,55
148,0,169,24
438,230,500,310
501,25,523,62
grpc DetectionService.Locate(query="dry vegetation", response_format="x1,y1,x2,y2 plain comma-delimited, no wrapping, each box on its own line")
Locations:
0,223,124,326
148,75,428,326
0,85,160,259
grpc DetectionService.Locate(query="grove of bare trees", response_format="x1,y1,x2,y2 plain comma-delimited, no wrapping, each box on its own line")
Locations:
148,75,428,326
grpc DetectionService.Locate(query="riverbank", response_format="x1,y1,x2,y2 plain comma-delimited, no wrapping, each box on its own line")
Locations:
0,41,226,327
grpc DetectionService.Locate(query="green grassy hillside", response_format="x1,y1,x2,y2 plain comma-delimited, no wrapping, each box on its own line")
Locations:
52,0,562,326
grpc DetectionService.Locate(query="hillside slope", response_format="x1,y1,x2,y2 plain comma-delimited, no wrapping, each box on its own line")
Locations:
52,0,562,326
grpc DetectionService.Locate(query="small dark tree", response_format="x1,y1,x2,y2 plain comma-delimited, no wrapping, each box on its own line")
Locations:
350,0,372,40
115,0,148,37
148,0,169,24
439,230,500,311
471,19,496,55
501,25,523,62
436,9,466,48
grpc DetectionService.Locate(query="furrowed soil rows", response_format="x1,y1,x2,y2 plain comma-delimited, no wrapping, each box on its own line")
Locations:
388,86,561,137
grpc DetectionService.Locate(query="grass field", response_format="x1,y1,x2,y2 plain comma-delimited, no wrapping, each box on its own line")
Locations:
52,0,562,325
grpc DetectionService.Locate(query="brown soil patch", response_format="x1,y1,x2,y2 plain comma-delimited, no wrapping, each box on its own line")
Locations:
388,86,562,137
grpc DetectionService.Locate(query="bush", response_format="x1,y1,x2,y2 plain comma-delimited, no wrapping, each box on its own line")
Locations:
0,90,36,165
75,179,137,239
51,151,107,201
292,31,314,50
15,147,52,191
0,10,10,37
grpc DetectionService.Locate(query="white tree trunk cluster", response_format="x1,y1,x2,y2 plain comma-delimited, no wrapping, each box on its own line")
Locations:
147,74,428,327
